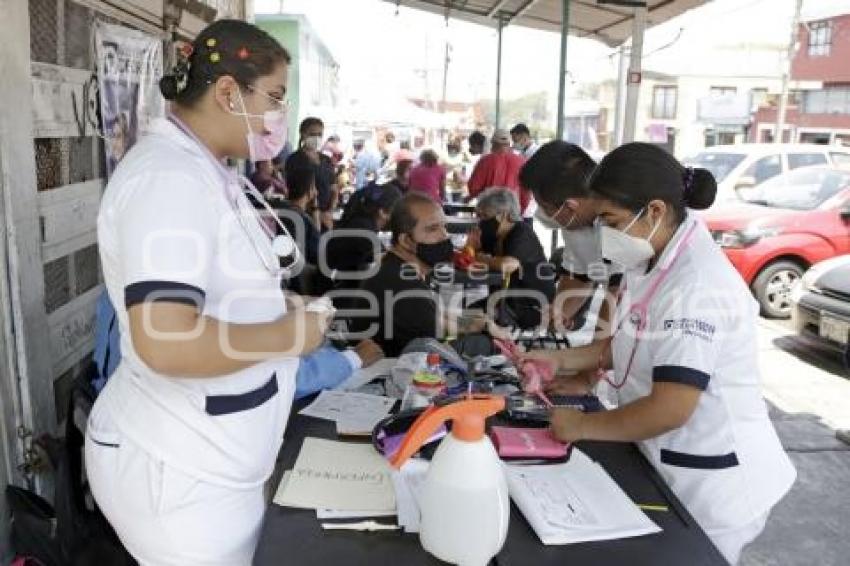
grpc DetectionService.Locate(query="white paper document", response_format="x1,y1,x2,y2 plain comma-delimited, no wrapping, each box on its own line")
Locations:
506,448,661,545
335,358,398,391
316,508,396,520
390,458,430,533
336,416,385,436
273,438,396,512
299,390,395,425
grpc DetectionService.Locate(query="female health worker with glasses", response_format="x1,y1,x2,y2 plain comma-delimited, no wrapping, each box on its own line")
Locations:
86,20,332,565
520,143,796,564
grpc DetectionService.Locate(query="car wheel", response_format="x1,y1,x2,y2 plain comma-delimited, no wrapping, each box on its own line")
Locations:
752,260,804,319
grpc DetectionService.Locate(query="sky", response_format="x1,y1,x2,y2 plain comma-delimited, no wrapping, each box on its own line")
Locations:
254,0,798,104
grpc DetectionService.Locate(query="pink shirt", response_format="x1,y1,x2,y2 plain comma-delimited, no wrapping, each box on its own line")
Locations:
408,163,445,202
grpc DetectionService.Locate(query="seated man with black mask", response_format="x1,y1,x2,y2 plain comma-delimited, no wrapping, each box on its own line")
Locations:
353,192,486,356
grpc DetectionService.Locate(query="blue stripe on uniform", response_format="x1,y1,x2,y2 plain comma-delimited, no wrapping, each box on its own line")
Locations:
124,281,206,309
205,373,279,416
652,365,710,391
660,449,739,470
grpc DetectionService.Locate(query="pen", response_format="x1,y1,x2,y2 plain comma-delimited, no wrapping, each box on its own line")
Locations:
321,520,400,532
637,504,669,512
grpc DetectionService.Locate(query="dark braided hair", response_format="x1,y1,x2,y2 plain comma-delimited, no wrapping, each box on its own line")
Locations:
160,19,291,106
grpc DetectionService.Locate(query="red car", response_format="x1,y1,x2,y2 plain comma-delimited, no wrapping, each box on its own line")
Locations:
701,167,850,318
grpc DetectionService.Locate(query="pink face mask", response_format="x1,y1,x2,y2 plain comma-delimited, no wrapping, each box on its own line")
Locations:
233,88,288,162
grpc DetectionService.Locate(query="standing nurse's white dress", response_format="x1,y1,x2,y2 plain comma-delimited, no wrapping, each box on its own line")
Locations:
611,212,796,565
86,117,298,565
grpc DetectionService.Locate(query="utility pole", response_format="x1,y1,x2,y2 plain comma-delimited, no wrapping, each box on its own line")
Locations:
442,41,450,145
776,0,803,144
495,15,505,129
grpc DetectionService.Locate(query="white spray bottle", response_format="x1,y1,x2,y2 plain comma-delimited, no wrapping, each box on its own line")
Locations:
390,395,510,566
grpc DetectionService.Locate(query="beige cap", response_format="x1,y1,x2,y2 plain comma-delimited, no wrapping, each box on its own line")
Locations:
491,129,511,145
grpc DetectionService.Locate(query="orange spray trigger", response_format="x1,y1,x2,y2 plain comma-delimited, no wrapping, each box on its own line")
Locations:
389,395,506,470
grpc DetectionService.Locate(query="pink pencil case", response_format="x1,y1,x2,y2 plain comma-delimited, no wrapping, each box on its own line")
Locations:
489,426,570,461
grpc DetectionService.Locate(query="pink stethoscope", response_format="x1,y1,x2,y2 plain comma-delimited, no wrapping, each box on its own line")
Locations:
601,220,699,390
167,114,301,278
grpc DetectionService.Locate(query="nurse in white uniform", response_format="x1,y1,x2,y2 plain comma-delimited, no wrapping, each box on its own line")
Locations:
86,20,331,565
521,143,796,564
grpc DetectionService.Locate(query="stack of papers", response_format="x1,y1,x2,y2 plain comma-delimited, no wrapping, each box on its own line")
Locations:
506,448,661,545
390,459,430,533
273,438,396,513
335,358,398,392
298,390,396,436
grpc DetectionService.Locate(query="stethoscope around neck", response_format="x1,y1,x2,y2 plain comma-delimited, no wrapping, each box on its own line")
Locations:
604,220,699,390
167,114,302,279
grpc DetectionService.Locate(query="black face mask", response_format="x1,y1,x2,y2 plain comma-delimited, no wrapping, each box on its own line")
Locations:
479,217,500,252
415,238,454,267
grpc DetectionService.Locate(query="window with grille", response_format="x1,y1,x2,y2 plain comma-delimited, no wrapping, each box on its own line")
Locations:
651,86,677,120
808,20,831,57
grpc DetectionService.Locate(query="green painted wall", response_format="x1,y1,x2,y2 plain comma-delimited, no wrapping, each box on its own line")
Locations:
257,17,301,148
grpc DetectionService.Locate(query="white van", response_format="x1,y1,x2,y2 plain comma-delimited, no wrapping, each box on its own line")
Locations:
684,143,850,205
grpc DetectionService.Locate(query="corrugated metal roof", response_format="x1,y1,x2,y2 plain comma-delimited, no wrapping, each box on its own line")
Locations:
385,0,708,46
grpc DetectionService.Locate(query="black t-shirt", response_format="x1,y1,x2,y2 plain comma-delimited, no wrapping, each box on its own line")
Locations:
326,215,379,273
285,149,336,211
354,252,439,357
278,201,321,266
483,222,555,328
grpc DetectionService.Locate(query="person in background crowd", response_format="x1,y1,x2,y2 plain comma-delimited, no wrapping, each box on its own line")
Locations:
381,131,399,165
385,157,414,194
442,138,469,203
280,166,322,272
321,134,344,166
510,123,539,159
354,193,488,356
353,138,382,190
467,129,531,215
469,188,554,329
322,182,403,294
408,149,446,203
285,117,338,230
250,160,286,197
468,130,486,157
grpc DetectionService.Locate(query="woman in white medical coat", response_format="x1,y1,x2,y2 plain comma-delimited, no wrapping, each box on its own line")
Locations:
85,20,331,565
521,143,796,564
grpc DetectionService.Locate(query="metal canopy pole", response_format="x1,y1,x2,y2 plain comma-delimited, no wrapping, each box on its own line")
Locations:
612,42,628,147
555,0,570,141
622,5,646,143
495,14,505,129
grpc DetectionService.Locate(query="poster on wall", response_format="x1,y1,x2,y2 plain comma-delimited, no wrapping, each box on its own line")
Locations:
95,21,164,176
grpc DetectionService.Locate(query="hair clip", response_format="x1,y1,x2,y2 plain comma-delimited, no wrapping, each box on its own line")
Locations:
209,52,221,63
238,47,250,60
206,38,217,48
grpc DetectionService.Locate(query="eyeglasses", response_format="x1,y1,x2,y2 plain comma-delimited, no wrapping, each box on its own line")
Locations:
244,84,290,111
